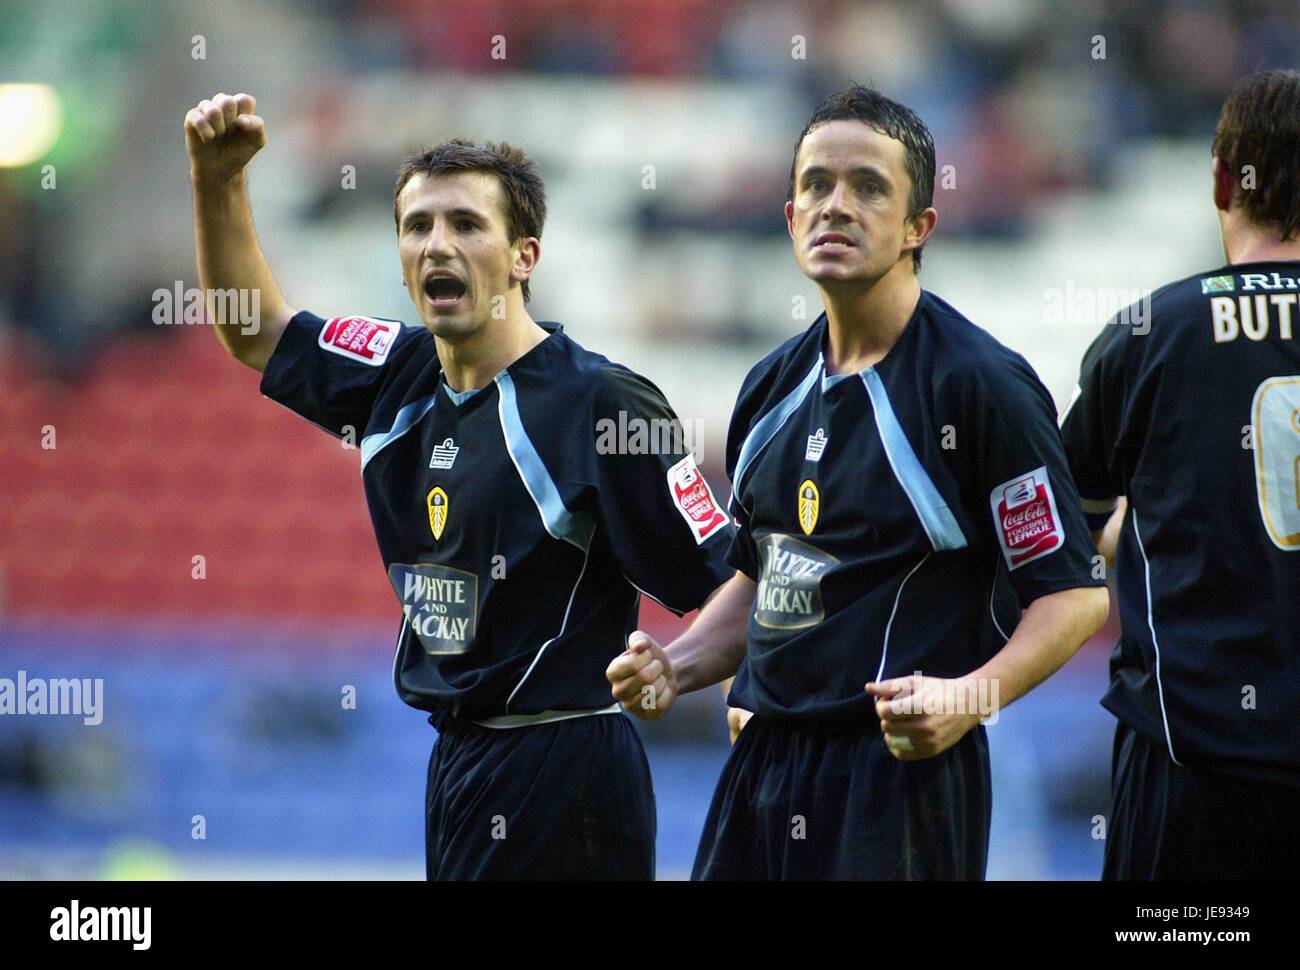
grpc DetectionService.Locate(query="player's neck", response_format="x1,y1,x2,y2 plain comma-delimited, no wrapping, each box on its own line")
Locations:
819,261,921,375
437,313,548,393
1221,212,1300,265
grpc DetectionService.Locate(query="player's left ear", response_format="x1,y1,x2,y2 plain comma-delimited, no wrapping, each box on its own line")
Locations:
1211,155,1235,213
511,237,541,286
902,207,937,259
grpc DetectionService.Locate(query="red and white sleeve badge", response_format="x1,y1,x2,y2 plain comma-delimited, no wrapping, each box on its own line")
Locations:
990,466,1065,569
667,455,727,545
318,316,398,366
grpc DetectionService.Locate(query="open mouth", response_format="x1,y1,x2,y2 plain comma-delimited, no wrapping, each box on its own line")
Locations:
812,233,856,251
423,275,468,307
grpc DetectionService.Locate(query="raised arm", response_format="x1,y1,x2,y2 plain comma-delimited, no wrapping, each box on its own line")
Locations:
184,92,293,372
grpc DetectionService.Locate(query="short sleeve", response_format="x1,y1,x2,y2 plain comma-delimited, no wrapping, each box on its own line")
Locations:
725,509,760,581
962,355,1106,607
260,310,426,438
1059,324,1127,525
589,367,733,614
721,359,776,582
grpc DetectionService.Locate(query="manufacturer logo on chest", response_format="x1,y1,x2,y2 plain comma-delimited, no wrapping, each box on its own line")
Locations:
430,438,459,469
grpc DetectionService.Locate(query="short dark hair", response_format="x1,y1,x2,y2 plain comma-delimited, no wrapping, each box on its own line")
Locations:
1212,69,1300,241
788,84,936,270
393,140,547,301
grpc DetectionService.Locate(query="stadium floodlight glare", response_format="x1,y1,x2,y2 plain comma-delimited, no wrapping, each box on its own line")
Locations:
0,83,62,167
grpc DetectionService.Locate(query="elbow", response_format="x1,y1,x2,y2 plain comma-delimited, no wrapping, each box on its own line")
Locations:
1081,585,1110,641
226,342,268,374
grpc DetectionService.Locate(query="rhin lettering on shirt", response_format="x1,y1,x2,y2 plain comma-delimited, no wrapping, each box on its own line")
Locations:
318,315,398,365
389,563,479,654
991,466,1064,569
50,900,150,950
754,534,839,630
666,455,727,544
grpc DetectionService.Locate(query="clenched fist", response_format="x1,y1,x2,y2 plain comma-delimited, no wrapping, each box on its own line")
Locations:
606,631,678,722
184,92,266,182
867,674,983,761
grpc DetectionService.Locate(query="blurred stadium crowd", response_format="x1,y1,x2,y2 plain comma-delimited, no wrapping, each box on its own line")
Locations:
2,0,1295,879
3,0,1298,362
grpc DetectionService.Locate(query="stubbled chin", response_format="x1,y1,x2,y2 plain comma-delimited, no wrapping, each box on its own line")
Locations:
806,263,870,282
423,315,481,340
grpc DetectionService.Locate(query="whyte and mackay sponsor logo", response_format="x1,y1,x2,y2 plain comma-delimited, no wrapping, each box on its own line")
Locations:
754,534,838,630
389,563,478,655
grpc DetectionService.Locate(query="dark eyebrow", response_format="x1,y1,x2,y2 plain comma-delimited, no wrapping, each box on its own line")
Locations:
446,207,488,222
800,164,893,187
401,206,489,229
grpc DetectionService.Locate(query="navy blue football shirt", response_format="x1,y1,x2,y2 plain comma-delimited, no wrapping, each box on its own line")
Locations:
725,291,1104,722
261,311,733,722
1061,260,1300,787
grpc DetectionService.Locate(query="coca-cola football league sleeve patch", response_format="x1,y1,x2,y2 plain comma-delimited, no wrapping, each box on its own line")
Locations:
260,310,418,439
990,466,1064,569
667,455,728,545
318,315,399,366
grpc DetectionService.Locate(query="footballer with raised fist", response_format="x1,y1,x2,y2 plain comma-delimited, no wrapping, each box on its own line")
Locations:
185,92,732,880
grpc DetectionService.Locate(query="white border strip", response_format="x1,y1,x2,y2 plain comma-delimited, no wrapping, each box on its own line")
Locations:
1131,507,1182,766
874,552,931,683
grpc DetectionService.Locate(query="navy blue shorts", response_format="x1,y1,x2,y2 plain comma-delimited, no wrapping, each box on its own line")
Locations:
1103,721,1300,880
692,716,991,880
425,711,656,880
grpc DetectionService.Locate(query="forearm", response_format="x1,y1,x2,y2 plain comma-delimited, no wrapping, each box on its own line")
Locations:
667,571,754,694
966,585,1109,711
1091,496,1126,566
190,172,292,371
